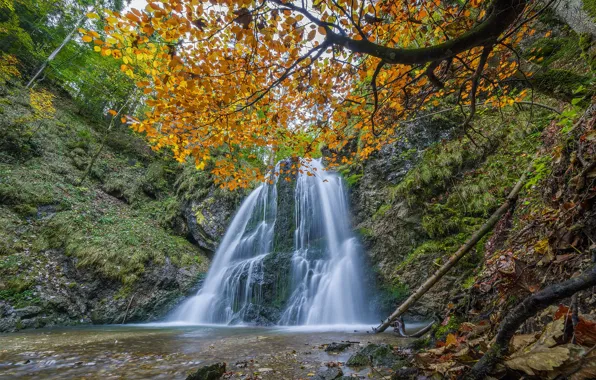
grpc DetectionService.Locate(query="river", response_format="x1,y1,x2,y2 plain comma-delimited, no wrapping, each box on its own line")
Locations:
0,324,417,379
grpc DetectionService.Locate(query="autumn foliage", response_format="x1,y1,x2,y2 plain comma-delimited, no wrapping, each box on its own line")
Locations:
81,0,540,189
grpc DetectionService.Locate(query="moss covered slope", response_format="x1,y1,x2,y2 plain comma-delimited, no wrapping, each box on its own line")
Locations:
0,85,220,331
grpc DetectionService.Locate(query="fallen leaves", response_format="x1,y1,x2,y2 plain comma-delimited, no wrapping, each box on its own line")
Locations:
416,305,596,379
574,319,596,347
505,346,570,376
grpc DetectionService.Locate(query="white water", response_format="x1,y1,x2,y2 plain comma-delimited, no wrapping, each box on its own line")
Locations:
169,158,371,326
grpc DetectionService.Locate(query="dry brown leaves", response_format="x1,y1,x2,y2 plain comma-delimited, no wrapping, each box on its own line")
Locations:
415,305,596,379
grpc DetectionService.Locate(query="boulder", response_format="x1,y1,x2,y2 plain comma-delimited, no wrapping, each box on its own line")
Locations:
313,367,343,380
186,362,226,380
13,306,42,319
324,342,351,352
346,344,398,368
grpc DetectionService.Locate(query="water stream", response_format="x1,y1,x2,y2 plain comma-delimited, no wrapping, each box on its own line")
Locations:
169,158,372,325
0,324,415,379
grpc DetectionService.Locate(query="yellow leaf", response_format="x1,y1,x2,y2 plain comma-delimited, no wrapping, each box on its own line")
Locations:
86,12,99,19
82,35,93,42
445,333,457,347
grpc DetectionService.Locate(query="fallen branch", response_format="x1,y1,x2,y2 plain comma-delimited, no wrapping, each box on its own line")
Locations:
374,161,534,333
394,317,435,338
464,263,596,379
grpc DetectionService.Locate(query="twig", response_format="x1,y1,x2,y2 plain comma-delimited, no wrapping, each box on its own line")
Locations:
121,292,136,324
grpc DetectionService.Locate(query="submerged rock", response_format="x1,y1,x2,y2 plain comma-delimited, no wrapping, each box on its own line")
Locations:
185,362,226,380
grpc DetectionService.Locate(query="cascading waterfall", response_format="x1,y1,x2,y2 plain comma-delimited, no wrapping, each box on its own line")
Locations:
169,158,372,325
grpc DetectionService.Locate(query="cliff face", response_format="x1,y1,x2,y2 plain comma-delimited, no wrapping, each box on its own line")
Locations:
0,87,239,332
340,10,596,327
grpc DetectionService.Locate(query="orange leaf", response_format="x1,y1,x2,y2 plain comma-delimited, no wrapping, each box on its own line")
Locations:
575,318,596,346
82,35,93,42
445,333,458,347
108,109,118,116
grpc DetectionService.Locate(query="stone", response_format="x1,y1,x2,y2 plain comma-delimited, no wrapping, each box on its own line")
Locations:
346,344,398,368
324,342,351,352
13,306,42,318
313,367,343,380
0,316,17,333
186,362,226,380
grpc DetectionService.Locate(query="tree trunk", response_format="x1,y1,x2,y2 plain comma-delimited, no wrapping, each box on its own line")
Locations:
374,161,534,333
26,15,86,89
77,94,135,185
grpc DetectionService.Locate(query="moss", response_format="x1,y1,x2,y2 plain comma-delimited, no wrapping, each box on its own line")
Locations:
531,69,593,102
377,279,410,314
0,87,211,290
579,33,596,72
36,206,205,284
0,288,40,308
345,173,363,187
398,234,467,270
357,227,373,238
528,37,581,68
373,204,391,220
346,344,398,368
434,315,462,341
462,275,476,290
583,0,596,21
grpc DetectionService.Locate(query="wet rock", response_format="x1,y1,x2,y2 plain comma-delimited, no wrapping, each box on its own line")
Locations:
346,344,398,368
391,367,418,379
18,318,39,329
183,191,240,255
0,301,13,317
345,115,461,317
0,316,17,333
185,362,226,380
14,306,42,318
324,342,351,352
313,367,343,380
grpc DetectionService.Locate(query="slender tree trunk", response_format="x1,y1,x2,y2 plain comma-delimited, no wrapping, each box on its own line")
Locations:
26,15,86,89
374,161,534,333
77,93,136,185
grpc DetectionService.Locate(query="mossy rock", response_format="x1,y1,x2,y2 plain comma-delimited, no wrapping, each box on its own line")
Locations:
345,173,363,187
186,362,226,380
346,344,398,368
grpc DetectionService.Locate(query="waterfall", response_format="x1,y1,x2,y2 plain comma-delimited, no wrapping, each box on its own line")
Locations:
169,158,371,325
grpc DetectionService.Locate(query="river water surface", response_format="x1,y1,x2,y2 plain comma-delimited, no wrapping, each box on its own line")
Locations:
0,324,415,379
